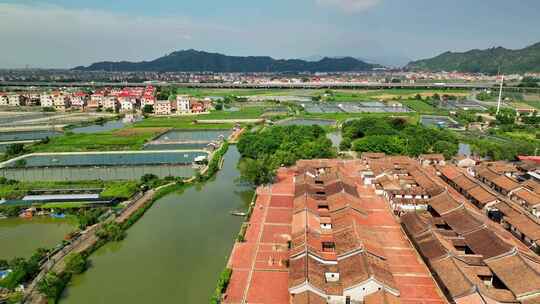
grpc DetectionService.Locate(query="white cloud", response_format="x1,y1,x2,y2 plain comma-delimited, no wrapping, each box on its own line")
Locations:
0,3,237,68
316,0,381,13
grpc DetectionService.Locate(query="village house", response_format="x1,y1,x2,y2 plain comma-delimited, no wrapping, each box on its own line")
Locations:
401,193,540,303
419,153,446,166
89,92,105,109
8,94,25,106
102,96,118,111
52,93,71,111
154,100,172,115
70,92,88,109
40,93,54,108
176,95,191,114
0,93,9,106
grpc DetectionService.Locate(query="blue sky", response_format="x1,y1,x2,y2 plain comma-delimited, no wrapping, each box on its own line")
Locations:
0,0,539,68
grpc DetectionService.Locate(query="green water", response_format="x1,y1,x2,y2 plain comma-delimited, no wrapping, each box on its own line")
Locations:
60,147,253,303
0,217,76,260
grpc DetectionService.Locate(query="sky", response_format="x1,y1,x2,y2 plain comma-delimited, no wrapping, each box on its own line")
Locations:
0,0,539,68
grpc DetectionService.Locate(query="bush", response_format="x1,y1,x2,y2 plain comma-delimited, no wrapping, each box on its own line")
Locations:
65,253,87,275
96,222,125,242
37,271,69,301
210,268,233,304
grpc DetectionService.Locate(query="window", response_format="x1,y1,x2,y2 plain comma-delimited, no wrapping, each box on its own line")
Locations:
322,242,335,252
315,180,324,185
316,191,326,196
318,204,329,211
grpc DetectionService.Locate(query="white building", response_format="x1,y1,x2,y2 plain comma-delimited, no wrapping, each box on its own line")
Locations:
53,94,71,111
40,94,54,108
103,96,118,111
154,100,172,115
176,95,191,114
0,94,8,106
8,94,24,106
120,100,134,112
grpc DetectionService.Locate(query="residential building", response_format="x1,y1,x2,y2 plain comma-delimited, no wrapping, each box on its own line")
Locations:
71,92,88,109
176,95,191,114
40,93,54,108
0,94,8,106
53,93,71,111
401,193,540,303
154,100,172,115
8,94,25,106
102,96,118,111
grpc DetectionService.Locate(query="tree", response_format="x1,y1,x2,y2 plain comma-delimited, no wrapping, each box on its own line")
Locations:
142,104,154,114
496,108,517,125
5,143,25,156
433,141,459,160
352,135,405,155
37,272,66,300
65,253,87,275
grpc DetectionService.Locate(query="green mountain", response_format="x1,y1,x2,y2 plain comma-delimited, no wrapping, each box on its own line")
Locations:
406,42,540,74
74,49,381,73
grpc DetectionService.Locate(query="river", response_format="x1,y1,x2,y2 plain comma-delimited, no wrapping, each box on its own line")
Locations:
60,146,253,303
0,217,76,260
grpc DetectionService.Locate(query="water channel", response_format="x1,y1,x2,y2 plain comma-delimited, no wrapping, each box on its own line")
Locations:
0,217,77,260
60,146,253,303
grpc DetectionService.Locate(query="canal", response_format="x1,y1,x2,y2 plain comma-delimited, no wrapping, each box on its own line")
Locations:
60,146,253,303
0,217,76,260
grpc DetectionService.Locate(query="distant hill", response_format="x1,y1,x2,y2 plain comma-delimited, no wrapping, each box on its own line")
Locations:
406,42,540,74
74,50,381,73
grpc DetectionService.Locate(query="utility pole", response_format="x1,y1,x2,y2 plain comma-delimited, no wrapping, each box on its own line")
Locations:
496,75,504,115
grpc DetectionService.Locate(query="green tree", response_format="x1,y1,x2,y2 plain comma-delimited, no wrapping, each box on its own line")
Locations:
142,104,154,114
37,272,66,300
496,108,517,125
65,253,87,275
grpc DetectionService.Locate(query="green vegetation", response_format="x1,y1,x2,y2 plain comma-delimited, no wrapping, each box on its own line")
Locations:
64,253,87,275
77,208,106,230
134,117,233,129
407,42,540,74
40,202,87,209
210,268,233,304
96,222,126,242
341,117,459,159
101,181,139,199
237,125,335,185
0,248,47,290
31,128,165,152
37,271,69,302
400,100,437,112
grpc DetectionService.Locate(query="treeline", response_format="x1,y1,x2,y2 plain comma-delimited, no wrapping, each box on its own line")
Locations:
340,117,459,159
237,125,335,185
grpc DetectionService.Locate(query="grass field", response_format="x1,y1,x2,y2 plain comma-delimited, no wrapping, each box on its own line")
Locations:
400,100,438,113
329,89,469,102
31,128,166,152
0,180,105,200
40,202,88,209
101,181,139,199
298,112,420,124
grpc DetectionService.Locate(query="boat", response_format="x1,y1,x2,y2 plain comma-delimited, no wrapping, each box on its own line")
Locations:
230,211,247,217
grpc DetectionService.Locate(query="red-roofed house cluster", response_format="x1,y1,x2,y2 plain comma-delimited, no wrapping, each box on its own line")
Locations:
223,159,446,304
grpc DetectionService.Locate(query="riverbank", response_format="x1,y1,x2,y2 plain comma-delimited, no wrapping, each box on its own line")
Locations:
57,146,252,304
24,143,234,303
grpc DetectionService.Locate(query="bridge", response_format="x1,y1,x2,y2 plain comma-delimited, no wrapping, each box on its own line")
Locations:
3,81,539,93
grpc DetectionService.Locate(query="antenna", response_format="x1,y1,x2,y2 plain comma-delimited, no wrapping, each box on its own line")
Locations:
496,74,504,115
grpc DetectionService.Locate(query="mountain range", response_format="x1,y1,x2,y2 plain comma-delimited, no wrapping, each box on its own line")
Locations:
406,42,540,74
73,50,381,73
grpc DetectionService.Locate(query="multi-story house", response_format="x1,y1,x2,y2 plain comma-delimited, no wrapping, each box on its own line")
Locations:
71,92,88,109
0,94,8,106
8,94,25,106
103,96,118,111
40,93,54,108
154,100,172,115
176,95,191,114
53,93,71,111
